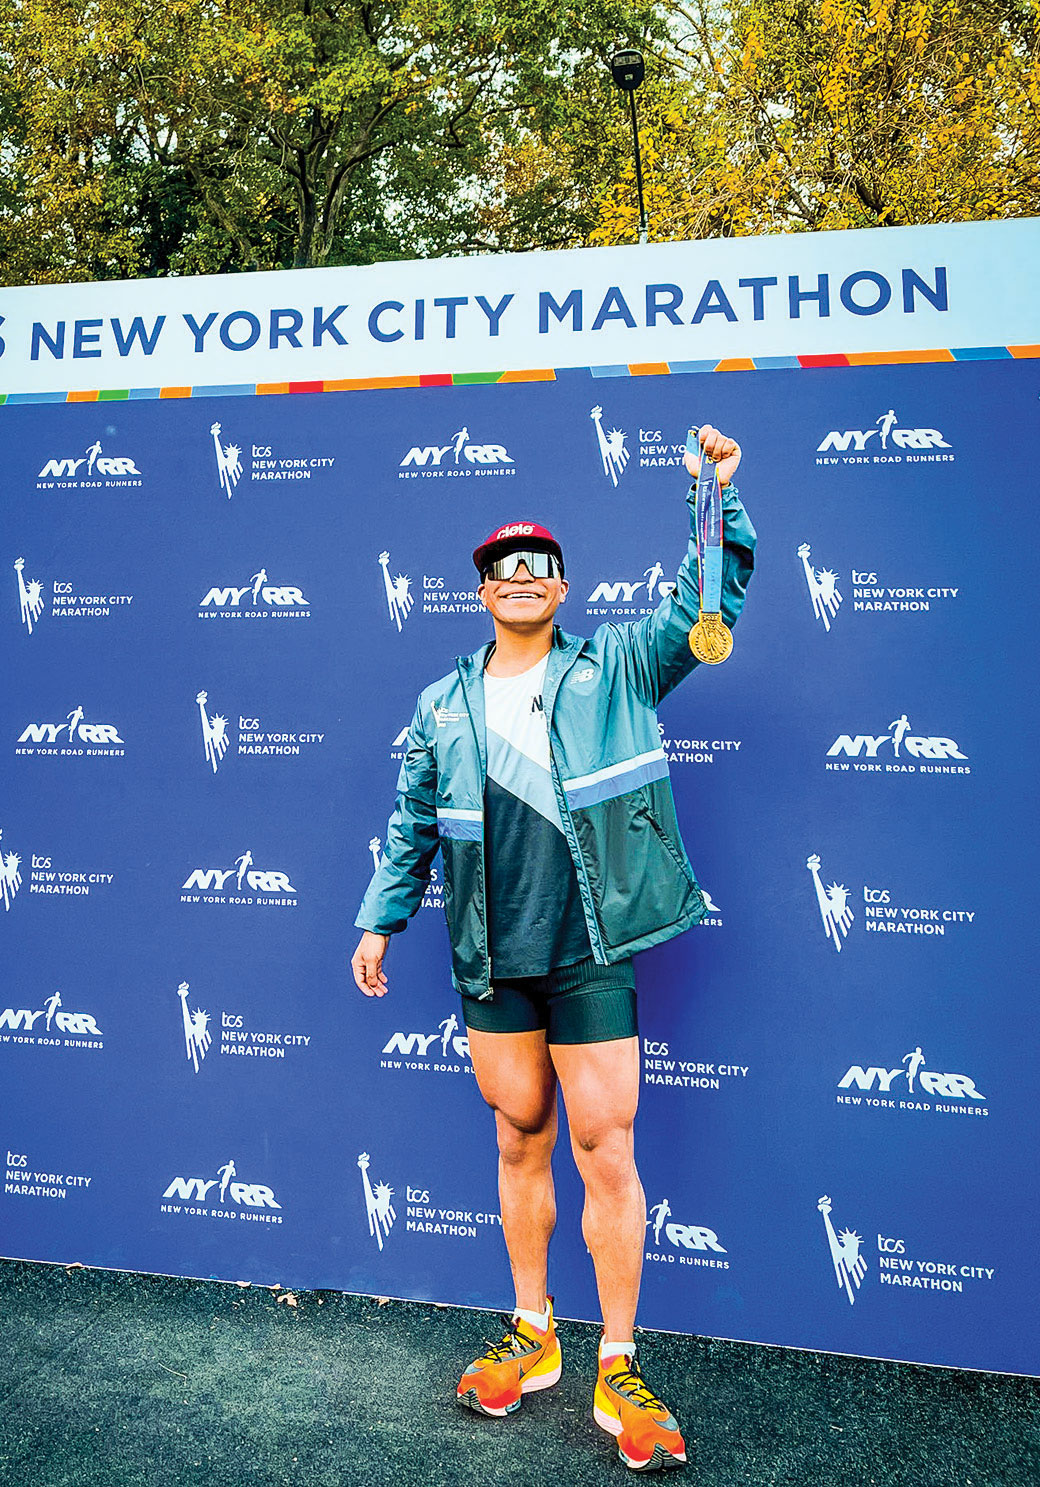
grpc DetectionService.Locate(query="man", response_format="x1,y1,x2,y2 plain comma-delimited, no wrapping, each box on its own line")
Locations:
352,425,755,1472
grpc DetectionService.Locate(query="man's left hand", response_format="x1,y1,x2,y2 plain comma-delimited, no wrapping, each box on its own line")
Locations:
683,425,741,488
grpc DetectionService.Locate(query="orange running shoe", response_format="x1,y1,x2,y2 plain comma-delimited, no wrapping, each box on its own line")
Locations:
594,1351,687,1471
456,1300,562,1417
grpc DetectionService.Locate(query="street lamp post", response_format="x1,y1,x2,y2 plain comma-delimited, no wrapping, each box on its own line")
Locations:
610,49,649,245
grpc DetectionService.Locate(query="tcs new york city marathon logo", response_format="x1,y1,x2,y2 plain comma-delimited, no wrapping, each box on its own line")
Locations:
589,407,689,486
806,852,976,951
798,543,960,630
817,1195,995,1306
175,980,313,1074
357,1150,501,1251
15,556,134,634
210,422,335,497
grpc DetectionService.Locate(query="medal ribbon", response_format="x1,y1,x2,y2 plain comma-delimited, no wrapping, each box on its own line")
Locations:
686,427,723,615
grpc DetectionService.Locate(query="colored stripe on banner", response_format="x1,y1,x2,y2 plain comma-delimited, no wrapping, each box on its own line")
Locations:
3,344,1040,406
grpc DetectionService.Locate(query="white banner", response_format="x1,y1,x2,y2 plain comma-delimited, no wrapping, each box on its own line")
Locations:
1,218,1037,394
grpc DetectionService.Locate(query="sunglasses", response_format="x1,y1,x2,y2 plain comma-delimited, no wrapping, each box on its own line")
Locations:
482,550,563,582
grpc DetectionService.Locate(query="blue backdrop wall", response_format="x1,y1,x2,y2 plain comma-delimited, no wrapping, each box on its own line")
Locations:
3,255,1039,1378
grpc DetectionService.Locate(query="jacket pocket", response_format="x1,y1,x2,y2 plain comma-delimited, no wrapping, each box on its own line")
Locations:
573,795,696,948
639,801,697,887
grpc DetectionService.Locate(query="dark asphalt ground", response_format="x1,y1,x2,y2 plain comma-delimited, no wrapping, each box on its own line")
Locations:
0,1257,1036,1487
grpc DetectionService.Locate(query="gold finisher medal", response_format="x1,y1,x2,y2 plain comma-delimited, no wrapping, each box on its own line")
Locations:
687,426,733,665
689,611,733,665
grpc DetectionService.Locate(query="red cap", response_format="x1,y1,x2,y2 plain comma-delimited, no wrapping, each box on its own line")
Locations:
472,520,565,576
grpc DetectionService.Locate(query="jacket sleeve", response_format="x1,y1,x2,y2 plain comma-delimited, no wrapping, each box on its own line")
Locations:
355,696,440,935
614,481,756,707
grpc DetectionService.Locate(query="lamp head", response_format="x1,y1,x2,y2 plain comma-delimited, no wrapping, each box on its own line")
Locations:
610,49,645,90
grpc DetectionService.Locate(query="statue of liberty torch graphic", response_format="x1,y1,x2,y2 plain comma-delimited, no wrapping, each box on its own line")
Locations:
797,544,842,631
0,828,22,911
378,552,413,632
358,1153,396,1250
210,422,243,499
590,406,629,487
818,1195,867,1305
807,854,854,951
197,691,230,773
177,981,212,1074
14,559,45,634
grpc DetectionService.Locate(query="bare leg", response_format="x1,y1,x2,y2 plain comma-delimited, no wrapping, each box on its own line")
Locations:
550,1036,643,1340
467,1027,559,1312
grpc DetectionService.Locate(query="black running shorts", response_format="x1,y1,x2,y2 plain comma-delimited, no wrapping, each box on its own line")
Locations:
461,955,637,1044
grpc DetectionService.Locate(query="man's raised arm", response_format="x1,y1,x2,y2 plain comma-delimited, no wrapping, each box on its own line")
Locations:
617,424,756,707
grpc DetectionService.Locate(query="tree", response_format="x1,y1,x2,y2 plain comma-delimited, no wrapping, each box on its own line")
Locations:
0,0,659,283
588,0,1040,243
1,0,1036,283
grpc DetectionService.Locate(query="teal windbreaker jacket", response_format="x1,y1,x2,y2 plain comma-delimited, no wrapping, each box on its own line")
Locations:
356,482,756,1000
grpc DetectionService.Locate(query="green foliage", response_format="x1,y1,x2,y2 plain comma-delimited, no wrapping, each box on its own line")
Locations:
0,0,660,281
0,0,1036,283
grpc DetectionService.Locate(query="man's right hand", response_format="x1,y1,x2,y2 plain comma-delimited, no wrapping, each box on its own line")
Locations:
352,931,390,996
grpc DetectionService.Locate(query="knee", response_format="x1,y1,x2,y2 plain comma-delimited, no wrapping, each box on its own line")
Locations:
572,1123,636,1188
496,1111,556,1169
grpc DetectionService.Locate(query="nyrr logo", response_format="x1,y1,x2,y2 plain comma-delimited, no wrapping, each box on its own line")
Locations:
198,568,311,618
586,561,675,615
645,1198,729,1267
36,438,142,487
16,708,124,756
816,409,954,463
0,827,23,911
0,991,102,1043
380,1012,472,1075
160,1159,283,1215
826,713,968,773
590,405,629,486
817,1195,868,1305
838,1045,987,1111
399,426,514,476
358,1151,396,1250
180,853,298,906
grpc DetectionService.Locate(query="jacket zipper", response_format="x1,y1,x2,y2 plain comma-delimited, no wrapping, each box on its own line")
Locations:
549,745,607,963
458,660,493,999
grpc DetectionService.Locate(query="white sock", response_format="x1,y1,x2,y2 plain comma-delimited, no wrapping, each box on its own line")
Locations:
600,1338,635,1364
513,1302,551,1333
